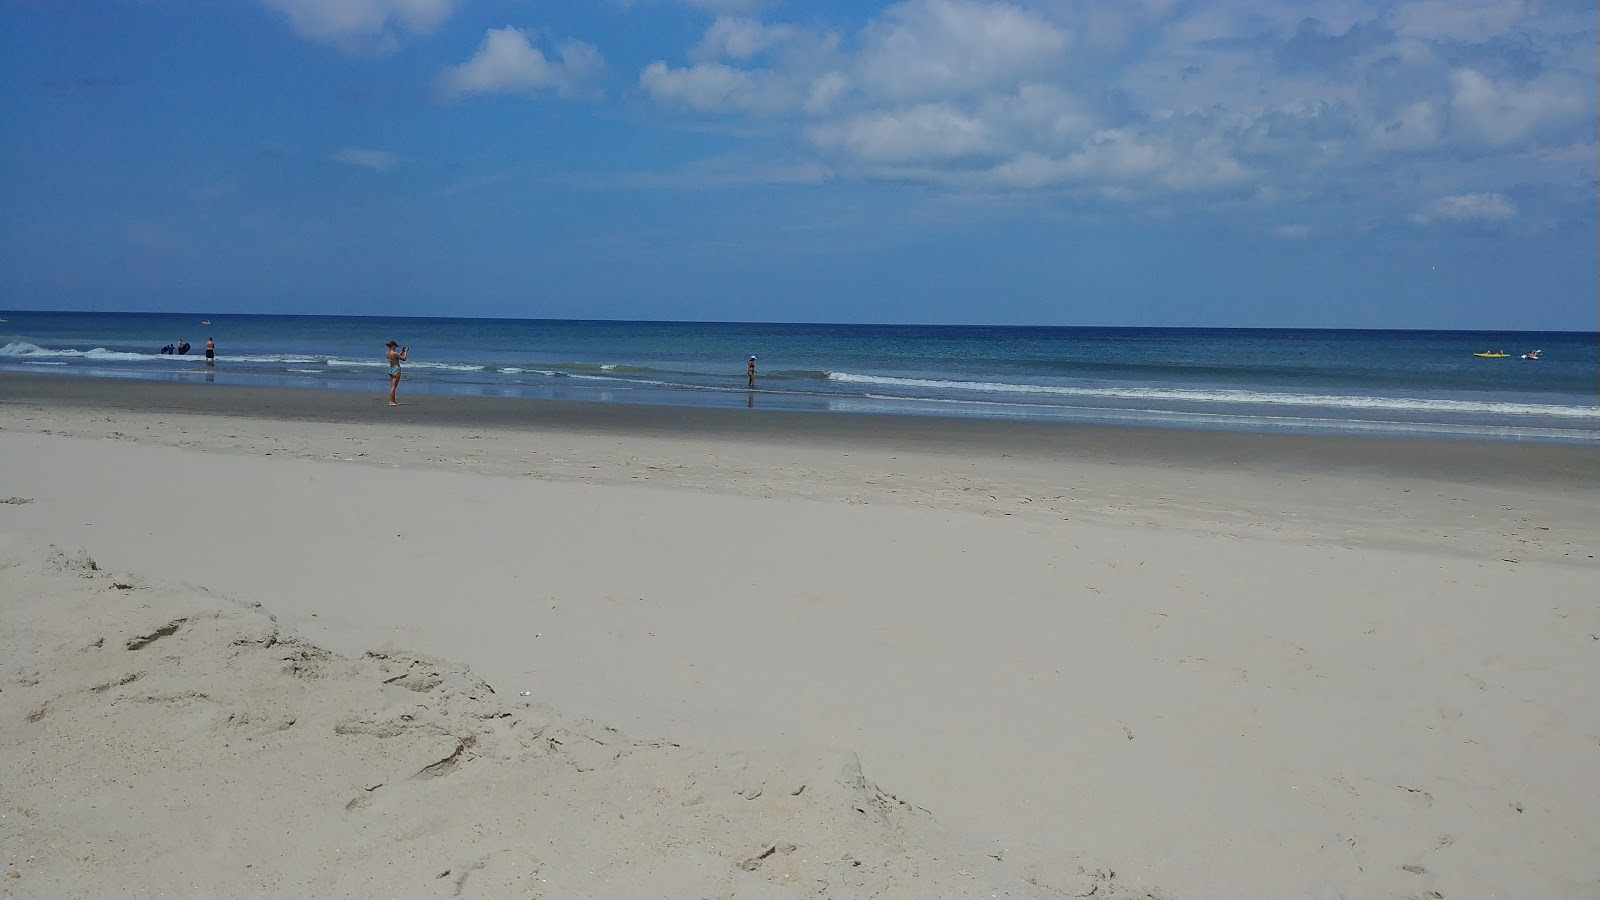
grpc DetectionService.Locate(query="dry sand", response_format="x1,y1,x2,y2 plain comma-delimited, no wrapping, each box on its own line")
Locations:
3,375,1598,899
0,535,1132,899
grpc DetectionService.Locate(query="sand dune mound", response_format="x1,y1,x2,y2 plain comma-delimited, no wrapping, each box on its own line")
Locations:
0,535,1165,899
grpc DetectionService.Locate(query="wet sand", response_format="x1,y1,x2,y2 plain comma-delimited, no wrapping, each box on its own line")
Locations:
4,371,1597,485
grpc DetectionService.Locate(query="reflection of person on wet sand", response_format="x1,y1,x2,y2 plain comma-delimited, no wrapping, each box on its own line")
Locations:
385,340,408,406
747,355,756,388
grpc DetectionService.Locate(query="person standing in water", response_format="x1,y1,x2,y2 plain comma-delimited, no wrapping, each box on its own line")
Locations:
747,355,757,388
204,337,215,365
386,340,409,406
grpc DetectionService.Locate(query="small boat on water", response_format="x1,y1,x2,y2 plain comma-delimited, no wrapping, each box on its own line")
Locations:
1521,349,1542,360
200,319,212,325
1473,351,1510,358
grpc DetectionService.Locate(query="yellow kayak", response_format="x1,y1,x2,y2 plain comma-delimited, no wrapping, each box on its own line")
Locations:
1473,352,1510,358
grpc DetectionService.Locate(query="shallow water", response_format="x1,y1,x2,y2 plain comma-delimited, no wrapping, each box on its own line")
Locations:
2,312,1595,442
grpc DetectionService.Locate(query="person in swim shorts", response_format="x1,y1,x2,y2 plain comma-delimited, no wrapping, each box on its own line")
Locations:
385,340,409,406
204,337,215,365
747,355,756,388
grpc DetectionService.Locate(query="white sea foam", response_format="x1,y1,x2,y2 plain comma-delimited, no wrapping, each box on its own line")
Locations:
828,371,1597,419
1,342,341,367
412,361,490,373
1,341,198,362
323,357,487,373
836,394,1593,441
0,342,492,373
228,354,323,364
564,372,677,388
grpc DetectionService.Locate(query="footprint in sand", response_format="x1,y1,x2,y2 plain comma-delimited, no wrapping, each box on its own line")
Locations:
1176,655,1249,684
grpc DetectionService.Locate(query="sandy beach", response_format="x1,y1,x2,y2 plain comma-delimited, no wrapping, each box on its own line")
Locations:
3,373,1598,899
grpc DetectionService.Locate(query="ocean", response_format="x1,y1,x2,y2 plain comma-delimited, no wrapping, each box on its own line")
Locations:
2,312,1595,443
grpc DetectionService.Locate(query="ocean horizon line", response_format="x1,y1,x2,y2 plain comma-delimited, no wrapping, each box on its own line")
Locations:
2,309,1594,336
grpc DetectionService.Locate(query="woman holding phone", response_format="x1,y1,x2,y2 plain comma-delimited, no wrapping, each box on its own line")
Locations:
385,340,409,406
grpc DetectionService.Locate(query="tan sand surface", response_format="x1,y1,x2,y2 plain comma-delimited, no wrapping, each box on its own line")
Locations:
3,380,1598,898
2,534,1136,899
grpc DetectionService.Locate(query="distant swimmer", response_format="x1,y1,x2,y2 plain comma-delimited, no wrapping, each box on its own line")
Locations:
747,355,757,388
205,336,215,365
386,340,409,406
160,343,174,355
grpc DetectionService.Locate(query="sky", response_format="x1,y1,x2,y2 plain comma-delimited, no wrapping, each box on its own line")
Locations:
0,0,1595,329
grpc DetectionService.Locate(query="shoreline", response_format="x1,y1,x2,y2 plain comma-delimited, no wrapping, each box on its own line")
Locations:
4,371,1596,487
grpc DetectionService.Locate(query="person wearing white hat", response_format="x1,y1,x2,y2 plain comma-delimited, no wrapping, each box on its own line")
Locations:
747,355,757,388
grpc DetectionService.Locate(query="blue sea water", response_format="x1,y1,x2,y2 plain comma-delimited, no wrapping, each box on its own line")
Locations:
1,311,1595,443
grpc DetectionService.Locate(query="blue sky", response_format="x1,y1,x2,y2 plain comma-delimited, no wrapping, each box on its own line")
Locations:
1,0,1595,329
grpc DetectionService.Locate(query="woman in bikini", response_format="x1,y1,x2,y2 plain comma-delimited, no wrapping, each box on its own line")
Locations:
385,340,408,406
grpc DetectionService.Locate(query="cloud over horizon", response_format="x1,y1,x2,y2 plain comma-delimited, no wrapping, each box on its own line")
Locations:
630,0,1597,225
251,0,1596,229
1412,191,1518,225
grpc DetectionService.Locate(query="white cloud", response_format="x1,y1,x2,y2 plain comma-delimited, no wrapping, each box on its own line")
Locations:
1388,0,1528,43
977,151,1073,189
978,82,1097,147
804,72,850,113
1063,0,1185,58
332,147,399,171
808,83,1100,169
855,0,1070,102
628,0,1597,213
982,129,1249,191
1448,68,1592,150
1366,101,1443,151
556,41,607,90
1411,191,1517,224
810,104,996,163
259,0,456,43
694,16,796,60
640,61,796,113
440,28,604,98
